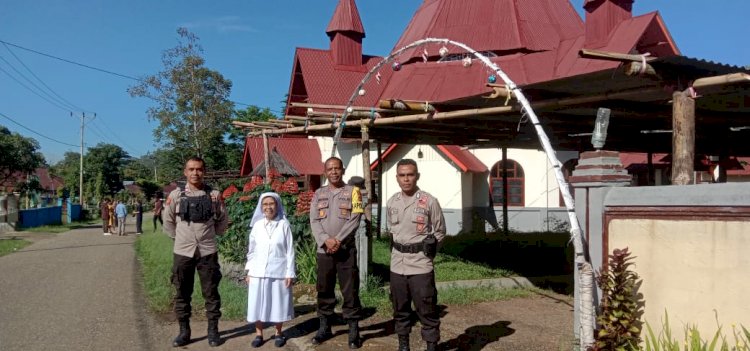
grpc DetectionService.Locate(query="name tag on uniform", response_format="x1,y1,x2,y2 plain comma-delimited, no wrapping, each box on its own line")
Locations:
414,207,427,215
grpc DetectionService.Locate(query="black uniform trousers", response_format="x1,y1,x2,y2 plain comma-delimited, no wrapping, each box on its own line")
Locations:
172,252,222,321
390,271,440,343
135,215,142,233
316,245,362,320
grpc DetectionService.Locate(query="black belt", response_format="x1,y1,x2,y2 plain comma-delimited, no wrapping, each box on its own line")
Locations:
392,241,423,254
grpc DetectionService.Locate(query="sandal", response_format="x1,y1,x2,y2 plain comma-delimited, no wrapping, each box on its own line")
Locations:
273,334,287,348
251,335,263,348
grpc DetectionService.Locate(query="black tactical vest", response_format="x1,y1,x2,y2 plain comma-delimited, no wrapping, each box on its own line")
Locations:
178,186,214,222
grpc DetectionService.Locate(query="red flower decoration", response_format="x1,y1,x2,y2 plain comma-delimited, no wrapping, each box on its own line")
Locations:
270,180,284,193
282,177,299,194
243,176,264,192
295,190,315,215
222,184,239,200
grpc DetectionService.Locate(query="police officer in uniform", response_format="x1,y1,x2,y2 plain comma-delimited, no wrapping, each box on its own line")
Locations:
163,156,228,348
387,159,446,351
309,157,364,349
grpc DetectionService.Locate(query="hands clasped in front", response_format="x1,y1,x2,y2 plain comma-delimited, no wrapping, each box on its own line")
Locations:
324,237,341,254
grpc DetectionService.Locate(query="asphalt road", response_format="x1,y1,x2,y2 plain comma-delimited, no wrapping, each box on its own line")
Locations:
0,223,170,351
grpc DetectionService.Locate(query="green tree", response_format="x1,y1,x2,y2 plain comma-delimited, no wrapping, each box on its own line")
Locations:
225,106,277,171
128,28,234,169
122,156,153,181
0,125,45,188
51,151,81,198
84,143,130,198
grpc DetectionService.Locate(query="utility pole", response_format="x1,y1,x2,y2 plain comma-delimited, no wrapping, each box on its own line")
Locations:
78,112,96,207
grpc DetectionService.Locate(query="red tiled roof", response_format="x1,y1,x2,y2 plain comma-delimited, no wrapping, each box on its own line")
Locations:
370,144,487,173
241,136,323,176
326,0,365,36
437,145,488,173
290,48,391,108
1,168,63,191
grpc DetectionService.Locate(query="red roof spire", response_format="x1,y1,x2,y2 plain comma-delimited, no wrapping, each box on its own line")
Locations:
326,0,366,66
326,0,365,38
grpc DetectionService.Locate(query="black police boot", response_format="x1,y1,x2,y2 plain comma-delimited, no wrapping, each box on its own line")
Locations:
172,319,191,347
398,334,410,351
426,341,438,351
207,319,221,347
347,319,362,349
311,316,333,345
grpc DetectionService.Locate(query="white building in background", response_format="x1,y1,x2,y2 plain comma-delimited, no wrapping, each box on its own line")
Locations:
316,136,578,235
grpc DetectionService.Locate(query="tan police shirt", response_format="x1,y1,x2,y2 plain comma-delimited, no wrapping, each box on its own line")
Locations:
163,184,228,258
310,184,363,254
387,189,446,275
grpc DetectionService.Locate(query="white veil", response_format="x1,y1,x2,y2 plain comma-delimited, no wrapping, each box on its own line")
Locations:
249,192,287,227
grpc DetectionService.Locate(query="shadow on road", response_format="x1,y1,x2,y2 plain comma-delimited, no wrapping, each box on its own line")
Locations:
439,320,515,351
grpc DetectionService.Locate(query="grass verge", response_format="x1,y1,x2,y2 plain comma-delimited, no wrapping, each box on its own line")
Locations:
0,239,31,256
372,238,515,281
21,219,98,233
134,226,248,320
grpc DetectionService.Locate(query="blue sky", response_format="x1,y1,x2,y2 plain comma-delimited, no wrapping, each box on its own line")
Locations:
1,0,748,165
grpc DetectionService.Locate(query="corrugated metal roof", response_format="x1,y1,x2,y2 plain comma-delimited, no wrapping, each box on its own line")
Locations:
294,48,390,107
326,0,365,36
371,144,487,173
241,137,323,176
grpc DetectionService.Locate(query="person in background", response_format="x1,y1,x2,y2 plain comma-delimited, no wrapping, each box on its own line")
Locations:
100,198,111,236
153,197,164,231
133,199,143,235
107,200,116,234
244,192,295,348
115,200,127,236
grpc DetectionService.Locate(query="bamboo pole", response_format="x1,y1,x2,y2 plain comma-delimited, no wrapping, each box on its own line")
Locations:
692,73,750,89
624,61,658,77
579,49,657,62
378,99,436,112
291,102,393,113
671,90,695,185
262,131,271,184
262,86,670,136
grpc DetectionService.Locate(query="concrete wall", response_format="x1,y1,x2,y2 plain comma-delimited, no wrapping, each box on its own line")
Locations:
486,207,571,232
602,183,750,340
469,148,578,208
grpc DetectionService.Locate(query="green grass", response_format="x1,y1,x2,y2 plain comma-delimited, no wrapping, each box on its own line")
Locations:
0,239,31,256
438,286,531,305
134,226,248,320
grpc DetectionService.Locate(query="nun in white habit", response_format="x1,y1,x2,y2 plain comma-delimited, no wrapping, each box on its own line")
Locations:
245,192,295,348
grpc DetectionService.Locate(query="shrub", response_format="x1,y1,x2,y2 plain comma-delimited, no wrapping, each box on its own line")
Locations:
592,247,643,351
639,311,750,351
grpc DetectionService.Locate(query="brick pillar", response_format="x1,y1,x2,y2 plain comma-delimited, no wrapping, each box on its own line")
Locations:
568,150,631,342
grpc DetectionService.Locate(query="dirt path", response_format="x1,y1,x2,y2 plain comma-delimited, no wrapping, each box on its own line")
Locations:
0,221,574,351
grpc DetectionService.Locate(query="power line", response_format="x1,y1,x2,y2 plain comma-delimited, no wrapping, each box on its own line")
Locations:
0,38,140,81
0,62,73,112
0,38,283,114
0,111,79,147
2,42,91,113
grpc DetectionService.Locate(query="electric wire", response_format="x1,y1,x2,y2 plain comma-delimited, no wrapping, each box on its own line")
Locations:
0,39,279,113
0,62,73,113
2,42,92,113
0,111,79,147
0,54,77,112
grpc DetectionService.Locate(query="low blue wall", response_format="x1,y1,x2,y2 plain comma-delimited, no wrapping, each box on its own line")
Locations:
66,202,82,223
19,206,62,228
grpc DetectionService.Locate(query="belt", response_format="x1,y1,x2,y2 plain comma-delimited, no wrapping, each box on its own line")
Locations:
392,241,423,254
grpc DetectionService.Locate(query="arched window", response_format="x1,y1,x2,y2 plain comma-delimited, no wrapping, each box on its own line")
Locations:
490,160,524,207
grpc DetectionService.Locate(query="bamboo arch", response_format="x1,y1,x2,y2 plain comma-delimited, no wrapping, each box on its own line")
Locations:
331,38,595,348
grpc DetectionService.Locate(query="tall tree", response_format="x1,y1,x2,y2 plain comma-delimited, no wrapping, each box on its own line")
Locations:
84,143,129,197
0,125,45,187
128,28,234,166
51,151,81,198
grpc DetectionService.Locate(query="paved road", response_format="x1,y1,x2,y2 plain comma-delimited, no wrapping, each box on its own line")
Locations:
0,221,574,351
0,223,171,351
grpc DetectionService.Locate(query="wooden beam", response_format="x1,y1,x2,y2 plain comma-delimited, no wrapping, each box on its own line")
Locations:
291,102,392,113
378,99,436,112
579,49,657,62
692,73,750,89
624,61,658,77
671,90,695,185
